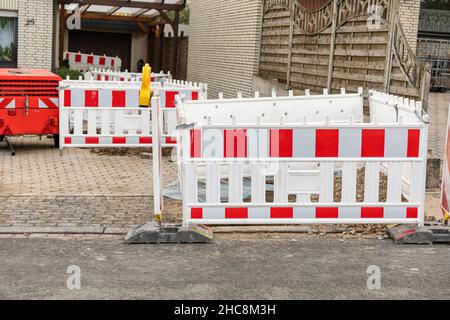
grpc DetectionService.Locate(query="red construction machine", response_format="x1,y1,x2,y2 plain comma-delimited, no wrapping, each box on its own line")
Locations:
0,69,61,155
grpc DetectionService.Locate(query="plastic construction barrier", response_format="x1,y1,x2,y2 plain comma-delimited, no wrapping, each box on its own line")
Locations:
64,51,122,72
153,82,207,147
152,88,430,227
85,68,172,83
58,79,207,150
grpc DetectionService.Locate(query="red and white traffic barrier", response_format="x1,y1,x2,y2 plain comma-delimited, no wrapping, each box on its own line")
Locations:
64,51,122,72
58,79,207,150
151,82,206,147
84,68,172,83
151,88,429,227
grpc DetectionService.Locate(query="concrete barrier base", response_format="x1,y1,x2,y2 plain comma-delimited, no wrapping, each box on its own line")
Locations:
124,222,213,244
389,223,450,244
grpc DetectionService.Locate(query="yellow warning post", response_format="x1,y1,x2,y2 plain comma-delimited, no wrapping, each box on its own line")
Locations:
139,63,152,107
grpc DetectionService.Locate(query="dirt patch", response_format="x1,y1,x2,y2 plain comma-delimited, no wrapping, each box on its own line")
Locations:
160,168,392,238
91,147,173,157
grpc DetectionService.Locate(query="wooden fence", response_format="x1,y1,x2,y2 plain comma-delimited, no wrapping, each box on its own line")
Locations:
259,0,430,107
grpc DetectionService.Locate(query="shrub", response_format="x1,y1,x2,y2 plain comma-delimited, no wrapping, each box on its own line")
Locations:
56,68,83,80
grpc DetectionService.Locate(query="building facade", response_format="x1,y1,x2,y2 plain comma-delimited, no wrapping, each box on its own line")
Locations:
187,0,263,98
0,0,54,69
0,0,184,73
399,0,421,52
187,0,423,99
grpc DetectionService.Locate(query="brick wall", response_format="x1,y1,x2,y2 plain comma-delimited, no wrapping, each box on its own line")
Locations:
417,38,450,59
0,0,17,11
0,0,55,69
18,0,54,69
399,0,421,53
187,0,263,98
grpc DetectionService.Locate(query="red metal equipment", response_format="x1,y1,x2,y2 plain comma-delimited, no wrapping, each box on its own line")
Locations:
0,69,61,152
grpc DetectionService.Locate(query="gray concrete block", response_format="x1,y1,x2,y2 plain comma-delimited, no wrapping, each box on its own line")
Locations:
124,222,213,244
389,223,450,244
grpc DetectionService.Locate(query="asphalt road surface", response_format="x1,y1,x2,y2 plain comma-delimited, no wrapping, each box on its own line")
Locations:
0,237,449,299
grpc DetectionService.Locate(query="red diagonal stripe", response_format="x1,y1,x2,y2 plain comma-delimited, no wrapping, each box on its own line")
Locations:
0,98,13,109
40,98,58,109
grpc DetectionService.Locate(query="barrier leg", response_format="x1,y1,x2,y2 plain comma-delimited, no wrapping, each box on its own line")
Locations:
152,96,163,224
124,96,213,244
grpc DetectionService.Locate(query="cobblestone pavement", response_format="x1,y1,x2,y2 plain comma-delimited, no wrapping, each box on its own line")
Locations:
0,136,177,196
0,196,152,229
0,196,183,230
427,92,450,159
0,136,181,231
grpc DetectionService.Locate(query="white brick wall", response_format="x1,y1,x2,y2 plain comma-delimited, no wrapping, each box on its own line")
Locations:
0,0,54,69
0,0,18,10
399,0,421,53
187,0,263,98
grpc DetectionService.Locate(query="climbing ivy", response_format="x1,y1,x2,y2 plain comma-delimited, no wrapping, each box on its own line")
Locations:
421,0,450,10
0,18,9,29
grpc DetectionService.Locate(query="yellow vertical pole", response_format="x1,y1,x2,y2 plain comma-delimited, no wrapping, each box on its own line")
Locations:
139,63,152,108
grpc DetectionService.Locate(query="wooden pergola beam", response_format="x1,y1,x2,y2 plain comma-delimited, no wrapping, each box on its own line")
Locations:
59,0,185,75
59,0,185,11
79,12,157,24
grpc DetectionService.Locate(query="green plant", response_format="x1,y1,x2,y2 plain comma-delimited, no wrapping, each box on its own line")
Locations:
61,59,70,69
158,5,190,24
0,44,14,62
56,68,83,80
421,0,450,10
0,18,9,29
137,59,145,72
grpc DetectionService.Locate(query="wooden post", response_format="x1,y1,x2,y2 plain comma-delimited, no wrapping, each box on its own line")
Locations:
170,10,179,78
153,24,163,72
383,0,400,93
286,19,294,90
327,0,338,92
420,62,431,112
59,5,66,67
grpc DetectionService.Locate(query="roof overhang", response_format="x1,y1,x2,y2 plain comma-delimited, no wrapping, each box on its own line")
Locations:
59,0,186,26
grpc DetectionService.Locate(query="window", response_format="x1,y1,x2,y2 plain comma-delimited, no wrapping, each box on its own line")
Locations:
0,14,18,68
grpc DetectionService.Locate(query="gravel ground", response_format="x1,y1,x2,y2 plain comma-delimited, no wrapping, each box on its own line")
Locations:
0,237,449,299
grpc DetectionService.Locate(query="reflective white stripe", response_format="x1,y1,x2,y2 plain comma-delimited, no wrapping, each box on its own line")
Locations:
293,128,315,158
339,128,361,157
125,89,139,107
195,127,420,159
384,128,408,157
70,88,86,107
99,89,112,107
247,129,269,158
189,206,416,220
202,128,224,158
203,207,225,220
249,207,270,219
62,136,153,146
